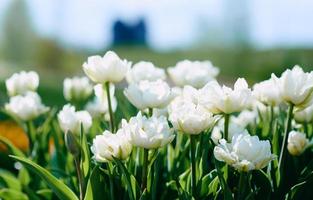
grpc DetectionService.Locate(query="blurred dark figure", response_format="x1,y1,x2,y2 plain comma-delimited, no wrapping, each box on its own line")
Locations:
112,18,147,46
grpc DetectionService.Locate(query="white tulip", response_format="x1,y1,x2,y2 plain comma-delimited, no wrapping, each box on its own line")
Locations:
232,110,258,128
294,103,313,123
214,133,275,172
91,129,132,162
5,92,49,121
83,51,130,84
167,60,219,89
272,65,313,107
126,61,166,83
124,112,175,149
124,79,174,110
6,71,39,97
211,119,246,144
168,87,216,135
253,77,282,106
58,104,92,134
92,83,118,116
63,76,93,102
199,78,253,114
287,131,309,156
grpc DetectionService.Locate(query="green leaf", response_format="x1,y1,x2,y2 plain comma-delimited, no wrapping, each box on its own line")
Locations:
198,169,217,197
10,155,78,200
0,189,28,200
114,158,136,200
80,125,90,180
0,136,26,157
0,169,22,191
84,166,107,200
36,189,53,200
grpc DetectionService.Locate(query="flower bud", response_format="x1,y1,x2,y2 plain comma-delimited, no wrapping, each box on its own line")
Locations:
63,76,93,102
287,131,309,156
65,131,81,158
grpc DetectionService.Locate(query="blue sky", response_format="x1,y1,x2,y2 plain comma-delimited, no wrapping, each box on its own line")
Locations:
1,0,313,50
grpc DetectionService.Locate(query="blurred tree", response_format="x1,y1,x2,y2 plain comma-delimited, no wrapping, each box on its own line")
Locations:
2,0,36,64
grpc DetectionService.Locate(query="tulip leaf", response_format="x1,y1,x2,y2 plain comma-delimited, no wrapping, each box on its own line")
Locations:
9,155,78,200
198,169,217,197
0,169,22,191
84,166,107,200
0,188,29,200
80,125,90,180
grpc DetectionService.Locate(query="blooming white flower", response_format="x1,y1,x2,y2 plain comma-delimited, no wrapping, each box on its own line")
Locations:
272,65,313,107
199,78,253,114
214,133,275,172
91,129,132,162
211,119,246,144
5,92,49,121
168,87,216,135
83,51,130,83
58,104,92,134
294,103,313,123
232,110,258,128
63,76,93,102
253,77,282,106
126,61,166,83
124,79,174,110
167,60,219,88
287,131,309,156
124,112,175,149
6,71,39,97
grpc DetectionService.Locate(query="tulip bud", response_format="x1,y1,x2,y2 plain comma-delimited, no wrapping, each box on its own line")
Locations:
65,131,81,158
287,131,309,156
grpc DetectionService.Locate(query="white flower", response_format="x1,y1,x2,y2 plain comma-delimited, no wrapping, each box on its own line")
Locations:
272,65,313,107
211,120,246,144
294,103,313,123
124,112,175,149
126,61,166,83
124,79,174,110
214,133,275,172
168,60,219,89
83,51,131,83
199,78,253,114
92,83,118,118
168,87,216,135
6,71,39,97
287,131,309,156
63,76,93,102
91,129,132,162
232,110,258,128
253,77,282,106
58,104,92,134
5,92,49,121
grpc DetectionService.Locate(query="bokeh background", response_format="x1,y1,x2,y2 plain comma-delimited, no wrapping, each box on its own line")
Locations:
1,0,313,106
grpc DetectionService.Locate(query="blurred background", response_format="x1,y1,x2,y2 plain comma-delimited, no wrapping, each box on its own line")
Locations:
1,0,313,106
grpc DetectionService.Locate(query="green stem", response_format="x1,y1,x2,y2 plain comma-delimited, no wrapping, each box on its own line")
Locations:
190,135,196,197
224,114,230,141
278,104,294,171
141,148,149,193
114,158,135,200
269,105,274,136
237,172,246,200
74,158,85,200
105,82,115,132
108,165,115,200
303,122,308,135
148,108,153,117
26,120,35,153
